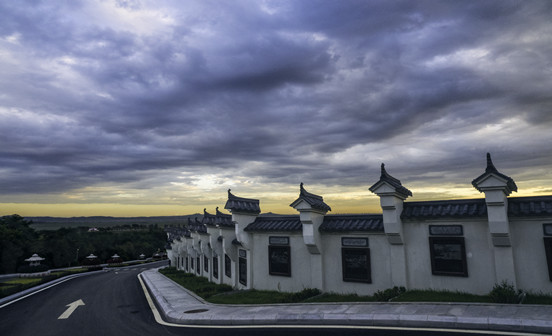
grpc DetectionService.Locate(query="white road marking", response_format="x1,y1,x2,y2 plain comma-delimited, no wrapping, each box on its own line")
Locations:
58,299,85,319
137,274,547,335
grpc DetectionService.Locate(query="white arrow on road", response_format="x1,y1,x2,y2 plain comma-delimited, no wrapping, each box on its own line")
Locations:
58,299,85,319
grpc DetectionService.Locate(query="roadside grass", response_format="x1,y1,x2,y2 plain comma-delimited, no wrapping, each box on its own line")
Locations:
208,288,323,304
523,292,552,305
107,260,153,268
159,267,233,299
0,267,95,299
159,267,552,305
0,276,55,299
306,293,376,303
208,290,293,304
2,278,44,286
51,268,88,275
393,289,492,303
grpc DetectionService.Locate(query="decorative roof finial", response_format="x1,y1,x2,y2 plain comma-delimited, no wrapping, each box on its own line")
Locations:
369,162,412,198
472,152,518,194
486,152,497,173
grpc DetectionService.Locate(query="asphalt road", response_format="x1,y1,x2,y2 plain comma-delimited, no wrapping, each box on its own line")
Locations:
0,261,527,336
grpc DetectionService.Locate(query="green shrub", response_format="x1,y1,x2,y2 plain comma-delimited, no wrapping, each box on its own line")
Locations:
285,288,322,302
489,281,519,304
17,264,50,273
373,286,406,301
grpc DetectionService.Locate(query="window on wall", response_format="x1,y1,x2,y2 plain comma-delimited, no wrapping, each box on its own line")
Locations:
238,249,247,286
213,255,219,279
224,254,231,278
544,224,552,281
196,256,201,274
204,255,209,272
545,238,552,282
191,257,194,270
185,256,189,271
429,225,468,277
341,237,371,283
269,236,291,277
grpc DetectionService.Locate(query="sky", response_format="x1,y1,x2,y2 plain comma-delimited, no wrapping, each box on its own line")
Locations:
1,0,552,217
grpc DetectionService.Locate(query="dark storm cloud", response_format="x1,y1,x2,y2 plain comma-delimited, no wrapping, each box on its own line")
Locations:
1,0,551,203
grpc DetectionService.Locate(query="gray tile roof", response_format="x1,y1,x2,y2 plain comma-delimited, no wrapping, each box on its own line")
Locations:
244,215,302,232
202,208,217,227
472,153,517,194
188,217,207,234
165,226,191,240
320,214,383,232
401,199,487,219
369,163,412,198
508,196,552,217
202,207,233,228
224,189,261,214
289,183,332,212
216,207,234,227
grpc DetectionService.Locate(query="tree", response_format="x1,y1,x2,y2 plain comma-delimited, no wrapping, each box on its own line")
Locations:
0,215,37,273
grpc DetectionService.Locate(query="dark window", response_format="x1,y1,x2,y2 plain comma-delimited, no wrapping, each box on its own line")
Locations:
204,255,209,272
238,250,247,286
224,254,231,278
429,237,468,277
213,256,218,279
185,256,189,271
545,238,552,281
196,256,200,274
269,246,291,276
342,248,371,283
191,257,194,270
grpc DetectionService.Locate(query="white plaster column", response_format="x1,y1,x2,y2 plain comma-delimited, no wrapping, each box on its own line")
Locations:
290,183,331,290
472,153,518,287
369,164,412,288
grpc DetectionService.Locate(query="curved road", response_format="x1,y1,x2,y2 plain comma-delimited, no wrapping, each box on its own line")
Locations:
0,261,526,336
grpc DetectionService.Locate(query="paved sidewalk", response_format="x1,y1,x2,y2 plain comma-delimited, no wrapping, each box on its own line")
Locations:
140,269,552,334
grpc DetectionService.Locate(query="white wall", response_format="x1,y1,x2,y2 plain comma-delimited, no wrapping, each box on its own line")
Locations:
249,233,313,292
167,213,552,296
511,218,552,292
403,218,496,295
321,233,391,295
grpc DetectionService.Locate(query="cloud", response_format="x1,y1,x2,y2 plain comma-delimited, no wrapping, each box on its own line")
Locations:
1,0,551,213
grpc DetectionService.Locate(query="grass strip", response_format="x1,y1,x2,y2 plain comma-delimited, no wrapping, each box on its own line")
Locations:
393,289,491,303
158,267,552,305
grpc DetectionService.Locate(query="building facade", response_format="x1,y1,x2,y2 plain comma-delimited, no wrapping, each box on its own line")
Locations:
166,154,552,295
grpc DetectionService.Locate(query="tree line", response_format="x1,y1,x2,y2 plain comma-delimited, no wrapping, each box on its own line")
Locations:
0,214,168,274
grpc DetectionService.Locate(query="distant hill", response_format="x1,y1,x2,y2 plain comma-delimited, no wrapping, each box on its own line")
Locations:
26,214,203,231
25,212,291,230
